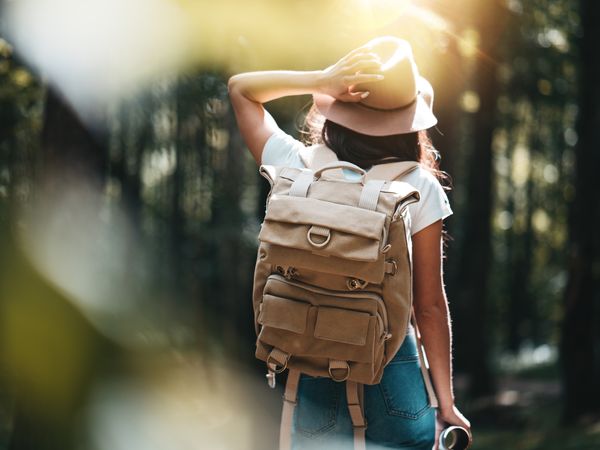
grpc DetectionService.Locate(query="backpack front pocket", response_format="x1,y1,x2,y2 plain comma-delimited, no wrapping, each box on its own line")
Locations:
258,295,310,334
314,307,371,346
255,274,388,384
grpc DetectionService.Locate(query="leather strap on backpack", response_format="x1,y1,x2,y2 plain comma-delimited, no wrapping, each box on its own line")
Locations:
346,381,367,450
279,371,368,450
279,369,301,450
358,179,386,210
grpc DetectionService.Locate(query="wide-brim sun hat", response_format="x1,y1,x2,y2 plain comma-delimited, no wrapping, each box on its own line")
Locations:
313,36,437,136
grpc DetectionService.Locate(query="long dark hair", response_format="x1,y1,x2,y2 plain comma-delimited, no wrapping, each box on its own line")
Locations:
301,103,452,190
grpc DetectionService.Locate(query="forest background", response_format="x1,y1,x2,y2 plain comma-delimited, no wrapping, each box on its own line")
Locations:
0,0,599,449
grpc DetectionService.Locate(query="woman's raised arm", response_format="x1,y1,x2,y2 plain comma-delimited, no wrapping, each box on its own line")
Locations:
227,51,383,164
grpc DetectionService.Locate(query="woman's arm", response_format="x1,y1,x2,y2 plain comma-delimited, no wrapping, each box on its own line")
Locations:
227,51,383,164
411,220,471,432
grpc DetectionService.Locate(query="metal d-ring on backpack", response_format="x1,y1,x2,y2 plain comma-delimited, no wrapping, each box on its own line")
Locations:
252,144,439,450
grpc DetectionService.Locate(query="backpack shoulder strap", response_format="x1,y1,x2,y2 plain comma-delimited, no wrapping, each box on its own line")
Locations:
298,144,345,179
298,144,338,169
365,160,420,182
299,146,419,183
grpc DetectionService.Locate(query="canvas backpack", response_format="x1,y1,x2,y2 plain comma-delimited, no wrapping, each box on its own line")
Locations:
252,144,439,450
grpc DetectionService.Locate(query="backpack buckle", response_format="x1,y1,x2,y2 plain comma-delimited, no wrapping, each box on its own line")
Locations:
276,265,298,280
347,278,369,290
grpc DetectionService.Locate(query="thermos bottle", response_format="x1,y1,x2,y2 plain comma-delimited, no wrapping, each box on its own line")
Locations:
439,426,471,450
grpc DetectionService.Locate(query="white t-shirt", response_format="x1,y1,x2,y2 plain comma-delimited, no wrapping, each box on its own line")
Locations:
262,130,453,236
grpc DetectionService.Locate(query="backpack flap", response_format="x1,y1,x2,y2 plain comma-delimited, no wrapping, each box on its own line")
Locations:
256,164,419,284
259,195,387,262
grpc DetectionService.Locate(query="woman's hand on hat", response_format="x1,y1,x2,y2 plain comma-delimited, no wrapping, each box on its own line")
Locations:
317,51,384,102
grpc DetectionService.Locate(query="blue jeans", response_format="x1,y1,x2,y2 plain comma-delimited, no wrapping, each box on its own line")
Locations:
290,332,436,449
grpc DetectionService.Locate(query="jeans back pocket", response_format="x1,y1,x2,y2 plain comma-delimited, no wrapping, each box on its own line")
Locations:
295,376,341,436
378,334,430,420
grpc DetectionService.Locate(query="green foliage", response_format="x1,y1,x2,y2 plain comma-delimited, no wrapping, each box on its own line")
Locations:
0,37,44,217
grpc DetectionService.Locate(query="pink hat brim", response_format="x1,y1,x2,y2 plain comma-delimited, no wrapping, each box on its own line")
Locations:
313,76,437,136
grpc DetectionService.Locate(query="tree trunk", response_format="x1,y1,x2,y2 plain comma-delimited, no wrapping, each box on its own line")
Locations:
170,83,185,289
451,0,508,398
40,89,108,190
560,0,600,424
507,156,535,352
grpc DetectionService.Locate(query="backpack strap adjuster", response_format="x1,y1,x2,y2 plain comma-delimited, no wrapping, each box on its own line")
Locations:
267,348,290,374
328,360,350,382
385,259,398,275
